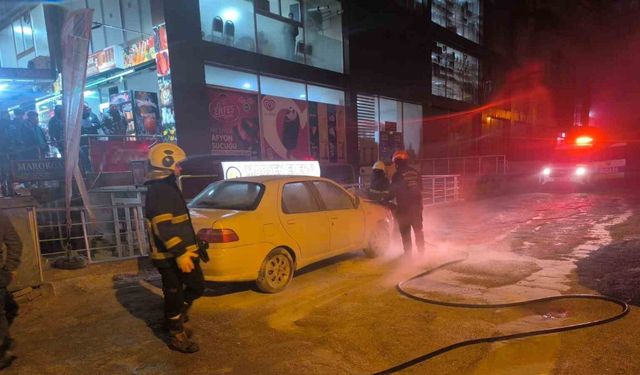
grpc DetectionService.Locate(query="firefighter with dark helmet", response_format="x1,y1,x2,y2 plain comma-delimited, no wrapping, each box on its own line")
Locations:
368,160,391,202
145,143,204,353
389,150,425,255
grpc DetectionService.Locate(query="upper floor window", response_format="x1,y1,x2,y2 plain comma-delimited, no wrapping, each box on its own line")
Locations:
431,0,482,44
431,42,479,103
0,5,50,69
199,0,344,73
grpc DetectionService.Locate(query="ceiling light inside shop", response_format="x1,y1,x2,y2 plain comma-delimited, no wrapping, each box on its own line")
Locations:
242,82,251,89
222,8,240,22
299,94,306,98
0,84,8,91
84,90,97,97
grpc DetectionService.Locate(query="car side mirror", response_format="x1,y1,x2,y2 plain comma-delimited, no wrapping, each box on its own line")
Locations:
353,195,360,208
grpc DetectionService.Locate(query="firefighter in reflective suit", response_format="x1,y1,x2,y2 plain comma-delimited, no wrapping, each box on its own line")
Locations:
145,143,203,353
390,150,425,255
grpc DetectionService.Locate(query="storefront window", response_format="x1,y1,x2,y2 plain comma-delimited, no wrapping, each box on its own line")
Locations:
431,0,482,44
307,84,344,105
431,42,479,103
357,94,423,165
0,5,50,69
304,0,343,72
203,65,347,162
199,0,344,73
259,75,306,99
199,0,257,52
205,65,259,91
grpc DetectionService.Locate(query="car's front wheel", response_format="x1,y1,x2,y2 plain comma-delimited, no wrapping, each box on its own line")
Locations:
256,247,294,293
364,221,390,258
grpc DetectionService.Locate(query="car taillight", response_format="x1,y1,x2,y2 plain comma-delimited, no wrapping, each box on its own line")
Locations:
197,228,239,243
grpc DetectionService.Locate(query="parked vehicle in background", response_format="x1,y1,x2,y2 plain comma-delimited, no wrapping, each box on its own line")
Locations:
188,175,391,293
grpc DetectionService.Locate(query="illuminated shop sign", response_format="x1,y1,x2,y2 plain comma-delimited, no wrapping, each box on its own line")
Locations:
221,161,321,179
87,45,125,77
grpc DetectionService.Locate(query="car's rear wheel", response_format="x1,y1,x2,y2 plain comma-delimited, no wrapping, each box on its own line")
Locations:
364,221,390,258
256,248,294,293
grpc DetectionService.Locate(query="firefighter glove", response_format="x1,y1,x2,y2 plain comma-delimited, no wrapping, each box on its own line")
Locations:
176,250,198,273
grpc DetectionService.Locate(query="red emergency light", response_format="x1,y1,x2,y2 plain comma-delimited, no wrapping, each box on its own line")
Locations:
575,136,594,147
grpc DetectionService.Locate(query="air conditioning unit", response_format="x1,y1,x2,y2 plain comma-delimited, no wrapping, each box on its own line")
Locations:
27,56,51,69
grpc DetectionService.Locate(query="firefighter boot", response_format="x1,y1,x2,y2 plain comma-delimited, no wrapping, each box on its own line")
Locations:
0,337,15,370
167,316,199,353
181,302,193,338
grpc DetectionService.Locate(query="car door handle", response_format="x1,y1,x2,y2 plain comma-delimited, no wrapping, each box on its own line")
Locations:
286,220,296,225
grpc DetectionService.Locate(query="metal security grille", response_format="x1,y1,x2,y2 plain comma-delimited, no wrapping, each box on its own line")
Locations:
357,94,378,166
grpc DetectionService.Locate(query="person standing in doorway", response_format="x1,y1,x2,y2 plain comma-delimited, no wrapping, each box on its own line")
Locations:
26,111,48,159
145,143,204,353
48,105,64,156
285,12,299,61
389,150,425,256
0,212,22,370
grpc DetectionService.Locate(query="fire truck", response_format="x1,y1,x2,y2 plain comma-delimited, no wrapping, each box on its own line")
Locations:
539,128,627,185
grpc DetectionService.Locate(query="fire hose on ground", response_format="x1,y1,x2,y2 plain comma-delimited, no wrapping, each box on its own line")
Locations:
374,257,630,374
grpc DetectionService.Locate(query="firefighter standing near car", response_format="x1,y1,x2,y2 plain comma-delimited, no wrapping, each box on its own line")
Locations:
368,161,391,202
389,150,425,255
0,212,21,370
145,143,204,353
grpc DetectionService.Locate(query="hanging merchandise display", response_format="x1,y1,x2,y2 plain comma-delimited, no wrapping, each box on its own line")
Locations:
132,91,160,136
208,88,260,159
261,96,311,160
109,91,136,136
154,24,176,142
308,101,346,163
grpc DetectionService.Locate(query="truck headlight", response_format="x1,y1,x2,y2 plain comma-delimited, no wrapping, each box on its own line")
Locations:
542,167,551,176
575,167,587,176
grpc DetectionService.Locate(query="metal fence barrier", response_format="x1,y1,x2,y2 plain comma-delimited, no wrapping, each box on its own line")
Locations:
422,175,460,205
419,155,506,176
36,202,148,264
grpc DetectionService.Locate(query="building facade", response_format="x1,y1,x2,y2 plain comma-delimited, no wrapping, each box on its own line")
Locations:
0,0,508,176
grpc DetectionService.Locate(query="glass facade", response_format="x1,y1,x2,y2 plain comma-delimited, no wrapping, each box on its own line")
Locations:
431,0,481,43
199,0,344,72
200,0,257,52
431,42,479,103
356,94,423,165
0,5,50,69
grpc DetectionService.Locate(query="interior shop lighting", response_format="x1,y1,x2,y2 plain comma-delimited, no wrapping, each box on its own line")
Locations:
222,8,240,22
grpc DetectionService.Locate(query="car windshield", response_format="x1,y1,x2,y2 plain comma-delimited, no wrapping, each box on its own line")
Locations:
188,181,264,211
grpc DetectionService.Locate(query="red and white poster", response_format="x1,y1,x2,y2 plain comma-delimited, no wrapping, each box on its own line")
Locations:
89,139,155,172
208,88,260,159
308,101,346,163
261,96,310,160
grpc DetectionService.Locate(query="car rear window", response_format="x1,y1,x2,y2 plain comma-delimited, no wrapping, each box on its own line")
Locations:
188,181,264,211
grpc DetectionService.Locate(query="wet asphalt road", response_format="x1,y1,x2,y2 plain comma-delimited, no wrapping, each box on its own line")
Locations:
7,191,640,374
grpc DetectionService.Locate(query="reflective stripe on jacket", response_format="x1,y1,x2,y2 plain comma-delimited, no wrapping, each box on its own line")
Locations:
144,173,198,267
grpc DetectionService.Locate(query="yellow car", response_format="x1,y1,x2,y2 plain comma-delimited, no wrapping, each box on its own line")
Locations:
188,175,391,293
